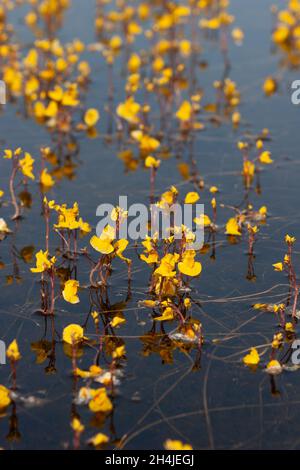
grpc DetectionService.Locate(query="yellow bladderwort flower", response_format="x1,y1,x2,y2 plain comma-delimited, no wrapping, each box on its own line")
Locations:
62,324,84,345
243,348,260,366
155,253,179,277
285,234,296,245
40,168,55,188
184,192,200,204
176,101,192,122
259,151,273,164
88,433,109,447
0,385,11,410
178,250,202,277
131,130,160,153
145,156,161,169
19,152,35,180
117,96,140,123
273,262,284,272
90,225,115,255
285,322,295,332
62,280,80,304
114,239,131,263
84,108,100,128
88,388,113,413
164,440,193,450
263,77,277,96
194,213,211,227
6,339,21,362
225,218,241,236
266,359,282,375
128,53,141,73
30,250,56,273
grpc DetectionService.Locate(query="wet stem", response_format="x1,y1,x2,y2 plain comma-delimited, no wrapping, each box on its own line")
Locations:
9,159,20,220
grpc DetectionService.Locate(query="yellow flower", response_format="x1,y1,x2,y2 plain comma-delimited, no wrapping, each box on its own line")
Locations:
210,186,219,194
176,101,192,122
273,262,283,272
62,280,80,304
155,307,175,321
6,339,21,362
285,234,296,245
0,218,11,234
164,439,193,450
232,27,244,44
40,168,55,188
88,433,109,447
19,152,35,180
184,192,200,204
0,190,4,198
84,108,100,128
90,236,114,254
266,359,282,375
71,418,84,433
88,388,113,413
90,225,115,254
285,322,295,332
31,250,56,273
128,53,141,73
155,253,179,277
117,97,140,123
131,130,160,152
63,324,84,345
145,156,161,169
225,218,241,236
263,77,277,96
178,250,202,277
194,214,211,227
112,345,126,359
0,385,11,410
259,151,273,164
243,348,260,366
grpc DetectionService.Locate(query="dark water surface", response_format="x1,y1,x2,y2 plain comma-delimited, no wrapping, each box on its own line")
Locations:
1,0,300,450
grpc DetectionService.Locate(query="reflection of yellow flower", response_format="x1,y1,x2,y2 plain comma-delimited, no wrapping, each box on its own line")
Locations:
155,307,174,321
62,280,80,304
0,385,11,410
71,418,84,433
88,433,109,447
164,439,193,450
6,339,21,362
63,324,84,345
88,388,113,413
